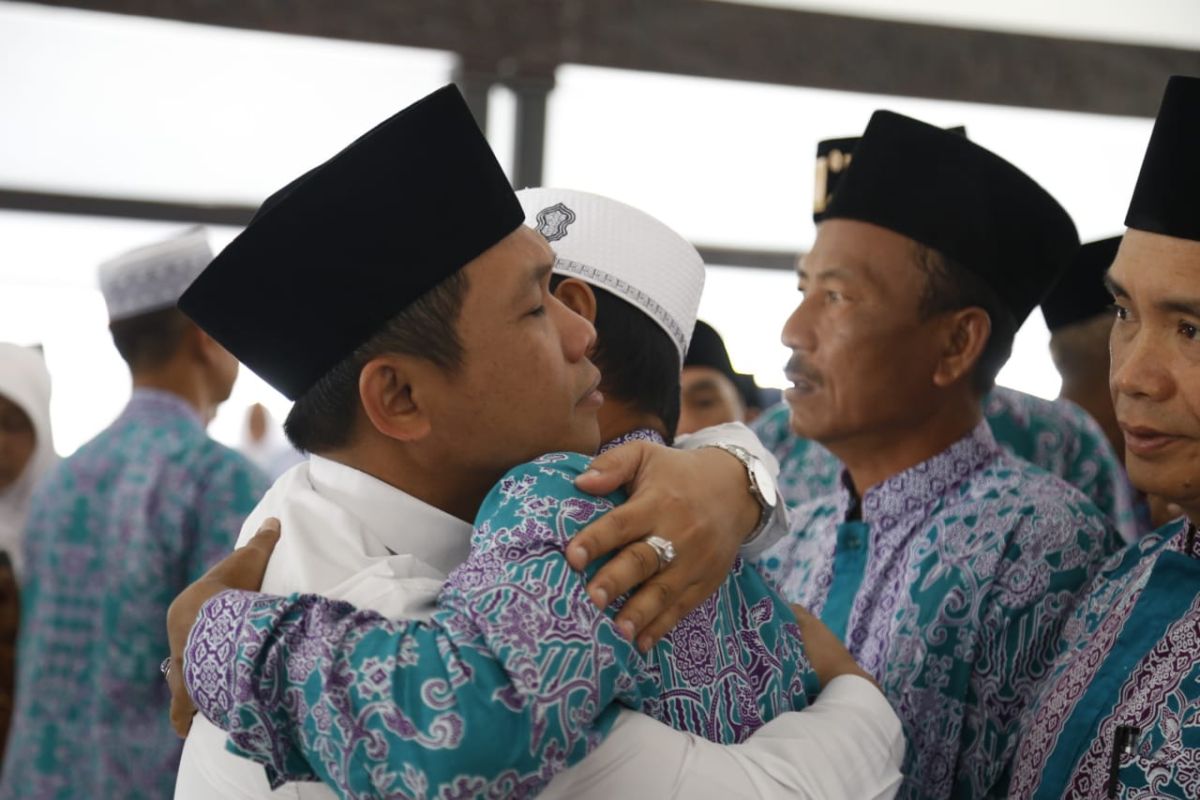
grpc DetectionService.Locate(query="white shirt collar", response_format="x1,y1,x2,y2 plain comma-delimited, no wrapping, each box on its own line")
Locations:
301,454,472,576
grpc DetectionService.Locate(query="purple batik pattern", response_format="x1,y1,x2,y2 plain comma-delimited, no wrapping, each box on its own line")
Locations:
755,421,1120,800
754,389,1142,540
184,444,814,798
984,387,1145,541
0,389,267,800
1010,520,1200,799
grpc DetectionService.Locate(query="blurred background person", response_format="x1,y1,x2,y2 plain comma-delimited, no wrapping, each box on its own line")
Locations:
0,229,268,800
0,343,56,581
0,342,56,773
678,319,749,434
237,402,303,481
1041,236,1124,456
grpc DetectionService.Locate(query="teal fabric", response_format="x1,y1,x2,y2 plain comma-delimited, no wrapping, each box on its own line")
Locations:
0,390,266,800
752,386,1143,540
1011,519,1200,799
756,421,1120,800
185,448,817,798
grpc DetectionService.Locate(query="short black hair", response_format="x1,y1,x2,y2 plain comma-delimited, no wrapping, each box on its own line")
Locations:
284,270,469,454
553,275,681,442
913,244,1017,395
109,307,192,372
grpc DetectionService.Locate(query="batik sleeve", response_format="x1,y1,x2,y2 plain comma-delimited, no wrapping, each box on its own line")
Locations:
183,454,660,798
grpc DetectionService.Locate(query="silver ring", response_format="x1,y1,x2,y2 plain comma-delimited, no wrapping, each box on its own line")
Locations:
160,656,173,681
641,535,676,570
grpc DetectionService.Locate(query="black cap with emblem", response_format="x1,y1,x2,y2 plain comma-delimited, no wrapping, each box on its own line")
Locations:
813,127,965,223
822,111,1078,327
178,84,523,400
1126,75,1200,243
1041,236,1122,332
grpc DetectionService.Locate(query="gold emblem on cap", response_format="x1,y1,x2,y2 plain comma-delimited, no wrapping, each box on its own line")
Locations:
814,149,852,216
813,155,829,215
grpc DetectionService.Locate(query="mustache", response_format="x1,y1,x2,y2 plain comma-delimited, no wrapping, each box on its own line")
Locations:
784,356,823,386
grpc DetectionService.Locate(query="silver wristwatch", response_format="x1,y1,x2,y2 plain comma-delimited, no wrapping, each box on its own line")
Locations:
704,443,778,542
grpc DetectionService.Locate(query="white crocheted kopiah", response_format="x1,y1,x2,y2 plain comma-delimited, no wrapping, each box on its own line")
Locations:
516,188,705,361
98,226,213,321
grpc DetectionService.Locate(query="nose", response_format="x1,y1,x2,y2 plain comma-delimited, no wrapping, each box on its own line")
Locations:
1111,323,1173,403
555,297,597,362
781,295,816,353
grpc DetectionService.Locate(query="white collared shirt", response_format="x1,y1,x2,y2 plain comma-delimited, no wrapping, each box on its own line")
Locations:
176,432,903,800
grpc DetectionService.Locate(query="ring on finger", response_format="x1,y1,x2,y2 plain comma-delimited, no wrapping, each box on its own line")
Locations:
160,656,173,681
641,535,676,571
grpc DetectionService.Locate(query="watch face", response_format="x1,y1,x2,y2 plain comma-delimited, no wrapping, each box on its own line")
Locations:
751,458,778,508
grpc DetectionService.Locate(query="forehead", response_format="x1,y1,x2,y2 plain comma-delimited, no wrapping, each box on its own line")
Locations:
1109,229,1200,293
0,393,33,425
463,226,554,294
803,218,925,294
805,220,918,275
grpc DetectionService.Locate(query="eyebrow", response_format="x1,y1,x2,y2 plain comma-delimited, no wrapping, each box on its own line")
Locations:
1105,271,1200,318
684,378,724,397
796,264,855,283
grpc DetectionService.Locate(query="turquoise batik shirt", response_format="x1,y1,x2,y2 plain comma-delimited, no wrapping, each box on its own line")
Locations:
184,433,816,799
755,420,1121,800
983,387,1146,542
1010,518,1200,799
753,385,1144,540
0,389,267,800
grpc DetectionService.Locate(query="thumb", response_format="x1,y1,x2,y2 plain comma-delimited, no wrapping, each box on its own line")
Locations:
209,517,280,590
244,517,281,557
575,441,649,495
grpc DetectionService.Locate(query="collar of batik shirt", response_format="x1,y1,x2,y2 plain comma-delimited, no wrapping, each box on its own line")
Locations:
123,387,205,430
600,428,666,455
835,418,1002,530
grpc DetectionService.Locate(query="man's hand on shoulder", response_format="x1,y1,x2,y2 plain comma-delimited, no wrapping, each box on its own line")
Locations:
165,518,281,737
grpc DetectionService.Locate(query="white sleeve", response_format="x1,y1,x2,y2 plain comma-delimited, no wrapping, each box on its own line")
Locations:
540,675,905,800
673,421,791,557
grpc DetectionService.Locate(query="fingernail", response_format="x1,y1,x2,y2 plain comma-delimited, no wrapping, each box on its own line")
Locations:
637,636,652,653
618,620,635,640
589,587,608,608
578,469,601,482
567,544,587,565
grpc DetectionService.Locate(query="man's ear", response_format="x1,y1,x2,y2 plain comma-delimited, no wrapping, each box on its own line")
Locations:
553,278,598,324
358,354,432,442
932,307,991,388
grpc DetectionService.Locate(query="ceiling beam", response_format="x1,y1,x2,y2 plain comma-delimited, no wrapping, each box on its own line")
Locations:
0,187,801,269
24,0,1199,117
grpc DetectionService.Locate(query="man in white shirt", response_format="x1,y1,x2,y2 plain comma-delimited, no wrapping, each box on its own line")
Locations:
170,87,903,798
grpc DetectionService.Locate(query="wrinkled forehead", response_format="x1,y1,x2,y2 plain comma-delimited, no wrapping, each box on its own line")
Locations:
1109,229,1200,295
803,219,923,292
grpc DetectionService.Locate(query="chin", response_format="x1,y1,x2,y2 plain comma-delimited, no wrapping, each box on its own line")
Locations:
787,410,829,442
1126,458,1198,508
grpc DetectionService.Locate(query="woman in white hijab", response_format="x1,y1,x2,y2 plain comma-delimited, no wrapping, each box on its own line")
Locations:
0,343,57,582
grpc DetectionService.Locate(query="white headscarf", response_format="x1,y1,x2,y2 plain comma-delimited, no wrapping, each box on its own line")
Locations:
0,343,58,581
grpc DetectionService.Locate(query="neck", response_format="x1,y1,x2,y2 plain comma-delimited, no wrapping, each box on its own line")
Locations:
131,365,211,422
597,400,667,444
826,393,982,497
322,438,499,525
